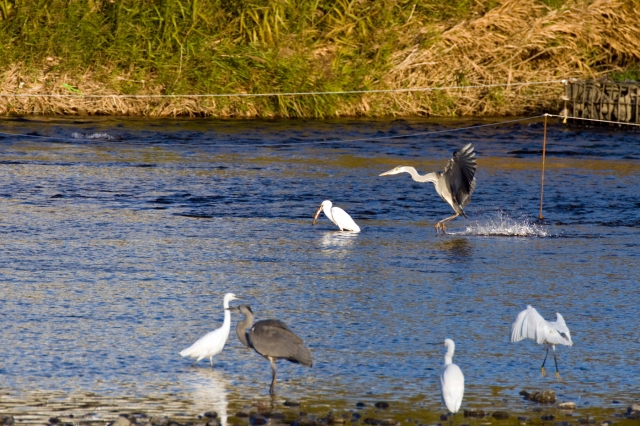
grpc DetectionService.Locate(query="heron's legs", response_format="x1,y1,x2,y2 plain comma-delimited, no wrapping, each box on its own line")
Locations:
541,346,549,377
268,357,278,395
210,357,214,368
435,213,460,234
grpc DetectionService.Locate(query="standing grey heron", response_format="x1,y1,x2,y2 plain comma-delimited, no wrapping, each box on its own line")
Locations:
180,292,239,367
312,200,361,232
510,305,573,379
379,143,477,234
439,339,464,422
228,304,313,395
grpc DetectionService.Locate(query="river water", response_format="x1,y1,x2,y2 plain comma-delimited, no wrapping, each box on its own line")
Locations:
0,116,638,422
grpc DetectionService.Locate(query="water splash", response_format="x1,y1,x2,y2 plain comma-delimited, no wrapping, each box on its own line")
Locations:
459,211,550,237
71,132,115,140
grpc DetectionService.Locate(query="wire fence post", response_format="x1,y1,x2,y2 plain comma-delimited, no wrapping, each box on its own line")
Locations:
539,114,548,220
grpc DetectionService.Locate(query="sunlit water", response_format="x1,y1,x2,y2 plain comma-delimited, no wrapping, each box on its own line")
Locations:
0,117,639,421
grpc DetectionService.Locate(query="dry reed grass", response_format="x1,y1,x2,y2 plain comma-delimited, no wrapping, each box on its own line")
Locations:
1,0,639,117
378,0,640,116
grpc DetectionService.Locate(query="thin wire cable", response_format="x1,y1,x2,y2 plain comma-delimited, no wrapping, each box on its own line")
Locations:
0,115,546,145
546,113,640,127
0,80,565,99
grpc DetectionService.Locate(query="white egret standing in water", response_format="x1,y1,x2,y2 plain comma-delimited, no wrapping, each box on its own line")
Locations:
180,292,238,367
510,305,573,379
379,143,477,234
439,338,465,423
312,200,360,232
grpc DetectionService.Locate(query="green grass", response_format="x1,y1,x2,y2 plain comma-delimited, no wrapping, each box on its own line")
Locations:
0,0,583,117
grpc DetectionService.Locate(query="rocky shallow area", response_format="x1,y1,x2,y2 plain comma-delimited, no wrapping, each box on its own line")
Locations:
1,391,639,426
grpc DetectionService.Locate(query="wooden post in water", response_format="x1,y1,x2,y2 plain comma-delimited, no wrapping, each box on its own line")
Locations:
539,114,548,220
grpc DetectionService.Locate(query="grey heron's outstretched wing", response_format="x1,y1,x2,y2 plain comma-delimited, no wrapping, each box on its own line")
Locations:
442,143,477,209
248,319,313,366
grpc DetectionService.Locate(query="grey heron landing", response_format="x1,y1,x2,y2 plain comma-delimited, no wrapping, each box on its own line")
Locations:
379,143,477,234
228,304,313,395
510,305,573,380
180,292,239,367
439,339,464,423
312,200,360,232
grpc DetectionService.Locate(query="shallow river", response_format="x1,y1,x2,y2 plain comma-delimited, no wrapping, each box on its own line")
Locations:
0,116,638,422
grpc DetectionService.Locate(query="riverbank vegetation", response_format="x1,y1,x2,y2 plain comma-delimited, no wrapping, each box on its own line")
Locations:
0,0,639,117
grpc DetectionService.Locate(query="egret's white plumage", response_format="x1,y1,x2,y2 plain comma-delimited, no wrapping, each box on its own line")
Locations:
440,339,465,416
312,200,360,232
180,292,238,367
510,305,573,378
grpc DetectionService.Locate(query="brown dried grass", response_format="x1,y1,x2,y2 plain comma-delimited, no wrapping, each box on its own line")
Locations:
376,0,640,116
1,0,639,117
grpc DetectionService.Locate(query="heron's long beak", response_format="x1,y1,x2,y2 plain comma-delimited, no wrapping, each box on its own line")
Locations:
379,169,394,176
312,205,323,225
226,306,240,311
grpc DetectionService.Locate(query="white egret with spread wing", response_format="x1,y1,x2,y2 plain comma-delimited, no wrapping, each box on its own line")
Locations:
380,143,477,234
229,304,313,395
180,292,238,367
312,200,360,232
510,305,573,379
439,338,465,422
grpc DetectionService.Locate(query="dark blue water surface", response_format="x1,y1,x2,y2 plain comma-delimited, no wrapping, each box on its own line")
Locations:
0,116,639,420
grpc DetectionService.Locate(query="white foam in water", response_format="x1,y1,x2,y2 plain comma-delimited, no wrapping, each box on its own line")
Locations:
71,132,114,140
456,210,550,237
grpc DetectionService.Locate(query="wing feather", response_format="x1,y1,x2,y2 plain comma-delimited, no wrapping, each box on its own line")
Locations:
510,305,549,345
440,363,465,413
443,143,477,209
330,206,360,232
248,320,313,366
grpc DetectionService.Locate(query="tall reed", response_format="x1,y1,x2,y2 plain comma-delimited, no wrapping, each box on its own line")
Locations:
0,0,638,117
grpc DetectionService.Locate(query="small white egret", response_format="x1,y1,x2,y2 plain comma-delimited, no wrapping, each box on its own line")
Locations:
180,292,239,367
510,305,573,379
312,200,360,232
439,338,465,422
379,143,477,234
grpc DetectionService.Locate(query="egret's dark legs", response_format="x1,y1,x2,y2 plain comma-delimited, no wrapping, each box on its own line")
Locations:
541,346,549,377
436,213,460,234
553,349,561,380
268,357,278,395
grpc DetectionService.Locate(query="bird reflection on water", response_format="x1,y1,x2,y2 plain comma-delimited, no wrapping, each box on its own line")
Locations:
185,369,230,426
433,238,473,261
319,232,359,251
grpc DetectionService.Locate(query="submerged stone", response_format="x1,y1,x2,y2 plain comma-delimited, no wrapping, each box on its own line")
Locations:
463,409,485,418
521,390,556,403
111,417,132,426
249,414,268,426
557,402,576,409
492,411,510,420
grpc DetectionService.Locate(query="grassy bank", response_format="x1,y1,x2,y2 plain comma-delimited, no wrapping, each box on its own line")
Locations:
0,0,639,117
